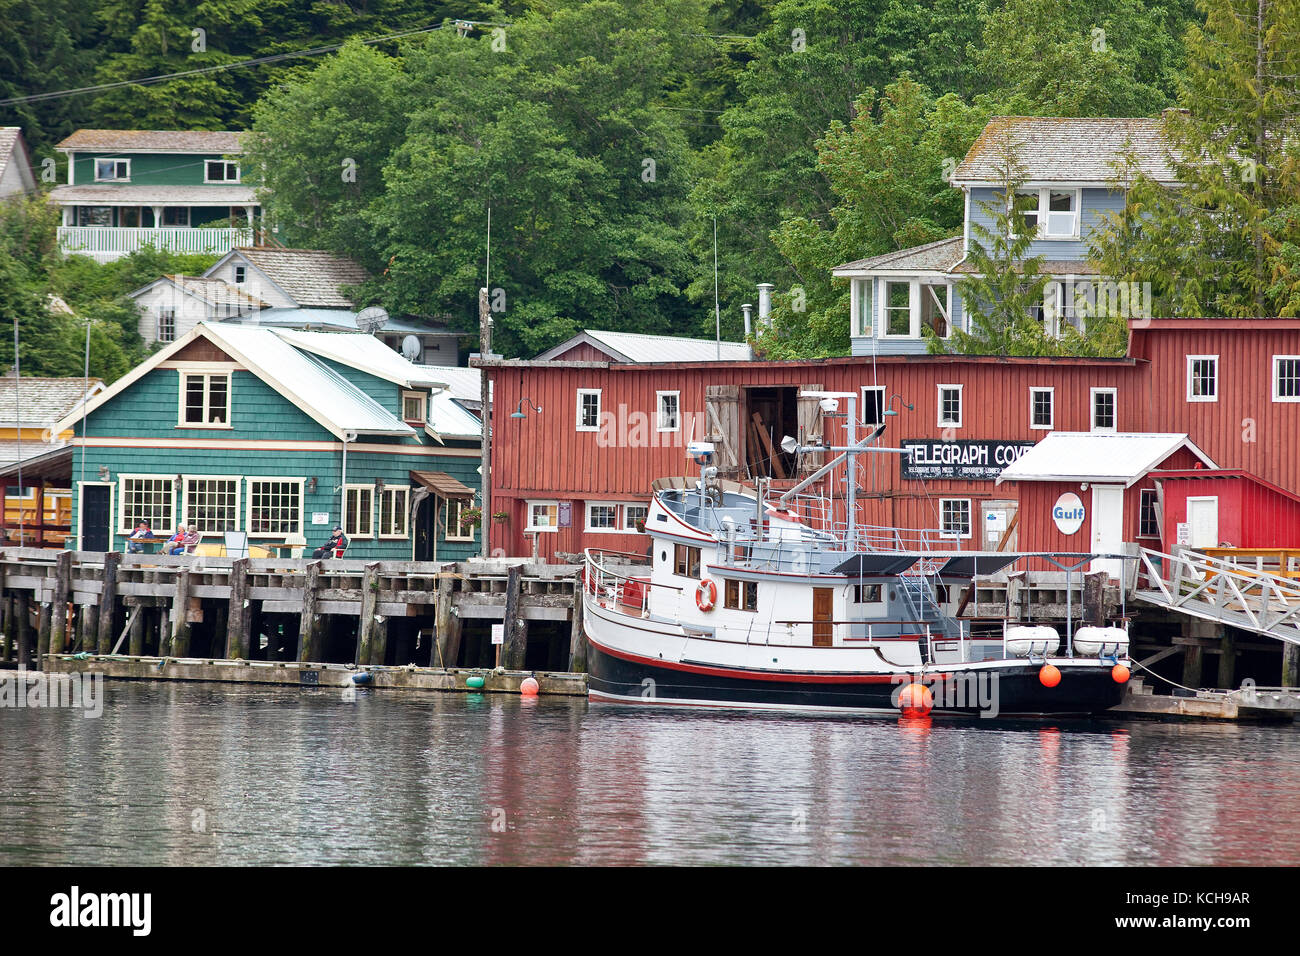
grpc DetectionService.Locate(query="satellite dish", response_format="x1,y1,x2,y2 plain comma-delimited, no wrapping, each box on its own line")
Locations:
356,306,389,334
401,335,421,361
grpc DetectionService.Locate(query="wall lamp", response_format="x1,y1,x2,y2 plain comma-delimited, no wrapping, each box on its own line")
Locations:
307,477,317,493
510,398,543,419
98,466,110,481
883,394,914,417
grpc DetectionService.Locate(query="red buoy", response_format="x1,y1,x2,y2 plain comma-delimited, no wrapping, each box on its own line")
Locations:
520,677,539,697
1039,664,1061,688
897,682,934,718
1111,664,1130,684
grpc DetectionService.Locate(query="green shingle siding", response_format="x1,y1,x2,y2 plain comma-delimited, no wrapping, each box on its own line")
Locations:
71,152,236,187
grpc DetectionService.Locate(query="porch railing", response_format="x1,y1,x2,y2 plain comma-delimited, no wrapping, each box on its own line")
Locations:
57,226,254,262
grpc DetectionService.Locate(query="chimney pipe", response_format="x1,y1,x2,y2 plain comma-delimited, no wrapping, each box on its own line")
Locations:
741,303,753,337
757,283,774,328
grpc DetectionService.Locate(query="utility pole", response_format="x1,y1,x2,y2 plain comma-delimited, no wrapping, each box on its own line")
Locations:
478,285,491,559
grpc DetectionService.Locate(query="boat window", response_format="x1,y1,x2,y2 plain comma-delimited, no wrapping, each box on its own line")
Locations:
852,584,882,603
674,544,701,578
725,579,758,611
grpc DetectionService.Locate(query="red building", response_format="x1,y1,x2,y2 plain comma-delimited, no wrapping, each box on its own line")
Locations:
480,318,1300,564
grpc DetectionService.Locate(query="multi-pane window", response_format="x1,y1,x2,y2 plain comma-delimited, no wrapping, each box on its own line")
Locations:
724,579,758,611
1273,356,1300,402
576,389,601,431
204,160,240,182
181,372,230,426
78,206,113,227
657,391,680,431
586,503,618,531
674,543,701,578
1092,388,1117,431
401,391,427,424
345,486,374,538
184,478,239,533
527,501,558,531
446,498,475,541
885,281,910,335
247,480,302,536
1139,489,1160,538
120,477,173,533
162,206,190,227
94,158,129,181
157,309,176,344
940,499,972,539
1030,388,1054,429
1187,356,1218,402
234,265,247,284
1012,188,1078,238
937,385,963,428
378,486,409,538
623,504,649,531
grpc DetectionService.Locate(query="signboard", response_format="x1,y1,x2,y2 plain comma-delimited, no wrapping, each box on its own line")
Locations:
1176,522,1190,546
311,512,330,525
1052,493,1086,535
901,440,1035,481
491,624,504,645
985,510,1006,543
558,501,572,529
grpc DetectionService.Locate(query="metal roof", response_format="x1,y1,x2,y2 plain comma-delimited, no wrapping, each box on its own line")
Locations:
834,236,964,275
425,388,481,442
415,366,483,403
952,116,1177,185
996,432,1216,488
274,329,443,388
535,329,752,363
49,184,258,205
410,471,475,498
55,130,245,153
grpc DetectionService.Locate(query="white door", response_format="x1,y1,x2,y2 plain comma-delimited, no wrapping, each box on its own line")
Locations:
1090,485,1124,577
1187,497,1219,550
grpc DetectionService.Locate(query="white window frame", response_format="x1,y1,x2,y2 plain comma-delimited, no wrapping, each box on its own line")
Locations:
94,157,130,182
860,386,886,427
526,500,559,532
1091,387,1118,432
622,503,649,531
1186,355,1219,403
444,498,476,542
1138,488,1161,539
919,282,952,339
937,384,963,429
117,474,176,535
1272,355,1300,403
584,501,621,533
852,278,874,337
882,279,914,338
1010,187,1080,240
245,477,305,538
203,160,241,183
344,484,375,539
401,390,428,425
177,370,233,428
576,389,602,432
656,390,680,432
1029,387,1054,430
181,475,242,534
939,498,973,540
234,265,247,284
377,486,410,539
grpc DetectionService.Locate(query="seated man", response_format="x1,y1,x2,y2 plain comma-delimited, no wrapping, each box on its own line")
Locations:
165,524,187,555
127,519,152,553
312,526,348,559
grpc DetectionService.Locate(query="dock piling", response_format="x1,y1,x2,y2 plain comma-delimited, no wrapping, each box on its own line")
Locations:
96,552,121,654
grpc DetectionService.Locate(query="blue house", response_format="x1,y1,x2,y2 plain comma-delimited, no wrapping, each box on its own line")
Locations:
52,322,482,561
834,116,1177,355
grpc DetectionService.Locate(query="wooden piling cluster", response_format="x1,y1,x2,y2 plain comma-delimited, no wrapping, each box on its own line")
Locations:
0,549,588,677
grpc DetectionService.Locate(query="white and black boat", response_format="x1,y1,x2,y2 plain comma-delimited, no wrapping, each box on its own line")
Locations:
583,429,1132,718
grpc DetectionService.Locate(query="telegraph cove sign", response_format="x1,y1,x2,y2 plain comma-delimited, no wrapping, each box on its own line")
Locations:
900,439,1035,481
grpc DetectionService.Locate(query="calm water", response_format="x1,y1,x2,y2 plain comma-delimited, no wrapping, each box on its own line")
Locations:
2,681,1298,866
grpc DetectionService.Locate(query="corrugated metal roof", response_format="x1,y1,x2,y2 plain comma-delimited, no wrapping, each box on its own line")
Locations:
536,329,752,363
835,236,964,274
231,247,369,308
0,377,103,428
426,388,481,441
49,184,258,204
416,365,484,403
55,130,245,153
953,116,1177,185
996,432,1216,487
274,329,442,388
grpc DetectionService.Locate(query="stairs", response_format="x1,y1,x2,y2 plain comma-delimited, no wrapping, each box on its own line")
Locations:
1133,548,1300,646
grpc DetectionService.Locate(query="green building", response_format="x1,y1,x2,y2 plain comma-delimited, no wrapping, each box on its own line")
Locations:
53,322,482,561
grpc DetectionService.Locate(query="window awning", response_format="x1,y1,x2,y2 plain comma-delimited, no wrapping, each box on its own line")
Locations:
410,470,474,499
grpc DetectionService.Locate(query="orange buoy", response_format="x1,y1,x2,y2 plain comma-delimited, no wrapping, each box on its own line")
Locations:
1111,664,1130,684
897,682,934,718
1039,664,1061,688
520,677,539,697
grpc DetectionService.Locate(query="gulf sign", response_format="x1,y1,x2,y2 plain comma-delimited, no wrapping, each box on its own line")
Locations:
1052,493,1085,535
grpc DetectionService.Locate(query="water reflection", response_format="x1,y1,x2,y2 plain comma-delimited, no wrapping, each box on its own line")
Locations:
1,683,1297,865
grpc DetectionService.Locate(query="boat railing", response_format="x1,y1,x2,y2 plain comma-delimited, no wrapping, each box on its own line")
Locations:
585,547,682,618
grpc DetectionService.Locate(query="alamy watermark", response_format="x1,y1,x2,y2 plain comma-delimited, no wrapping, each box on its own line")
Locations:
890,670,1000,718
0,670,104,718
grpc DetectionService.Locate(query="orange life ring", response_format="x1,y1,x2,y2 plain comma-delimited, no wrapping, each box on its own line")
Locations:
696,578,718,612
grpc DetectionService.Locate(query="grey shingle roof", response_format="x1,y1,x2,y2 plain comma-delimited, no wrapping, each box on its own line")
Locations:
234,248,370,308
164,276,267,309
952,117,1177,185
834,236,964,274
0,377,103,428
0,128,22,182
55,130,245,153
50,184,258,205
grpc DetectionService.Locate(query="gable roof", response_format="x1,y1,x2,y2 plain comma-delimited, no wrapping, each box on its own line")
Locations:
275,329,444,389
952,116,1178,186
426,388,482,442
50,324,415,441
0,377,104,429
996,432,1216,488
55,130,245,154
834,236,964,275
0,128,35,193
128,275,268,311
534,329,753,363
217,247,370,308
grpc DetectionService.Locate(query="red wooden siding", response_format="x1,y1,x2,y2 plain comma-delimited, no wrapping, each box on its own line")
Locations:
1156,471,1300,550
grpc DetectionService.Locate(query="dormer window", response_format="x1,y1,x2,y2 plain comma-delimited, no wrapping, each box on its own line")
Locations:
94,158,130,182
205,160,241,183
401,390,427,426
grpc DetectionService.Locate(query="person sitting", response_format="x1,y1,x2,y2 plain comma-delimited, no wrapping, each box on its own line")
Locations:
184,527,202,553
127,519,152,553
312,526,348,559
165,524,187,555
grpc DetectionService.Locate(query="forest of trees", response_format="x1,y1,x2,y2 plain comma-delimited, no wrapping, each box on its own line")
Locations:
3,0,1298,373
